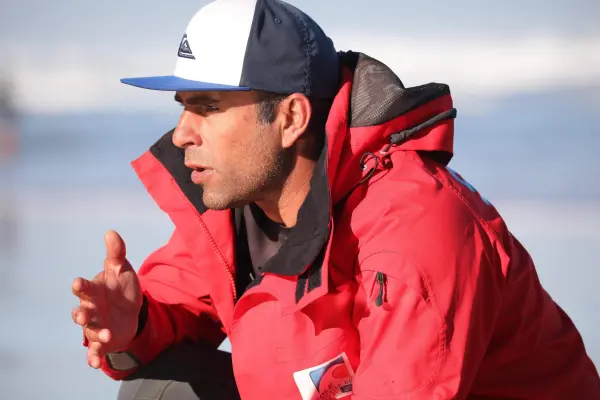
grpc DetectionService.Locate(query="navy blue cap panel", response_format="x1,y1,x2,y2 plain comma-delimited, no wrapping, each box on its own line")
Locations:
240,0,340,99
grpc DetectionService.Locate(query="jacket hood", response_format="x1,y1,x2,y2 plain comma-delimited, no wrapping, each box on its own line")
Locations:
326,50,456,205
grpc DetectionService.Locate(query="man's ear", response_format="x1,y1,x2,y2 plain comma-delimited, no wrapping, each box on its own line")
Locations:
279,93,312,149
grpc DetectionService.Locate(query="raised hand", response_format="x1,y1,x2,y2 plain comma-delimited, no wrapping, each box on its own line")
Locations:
72,230,143,368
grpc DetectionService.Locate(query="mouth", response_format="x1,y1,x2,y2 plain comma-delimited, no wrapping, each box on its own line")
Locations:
189,166,214,184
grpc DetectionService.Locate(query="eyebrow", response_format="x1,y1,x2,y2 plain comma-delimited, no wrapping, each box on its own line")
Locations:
174,93,220,105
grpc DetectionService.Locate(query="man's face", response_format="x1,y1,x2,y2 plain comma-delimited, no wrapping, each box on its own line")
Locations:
172,90,289,210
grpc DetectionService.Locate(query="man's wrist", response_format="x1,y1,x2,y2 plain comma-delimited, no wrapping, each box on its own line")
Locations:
135,294,149,338
104,295,150,372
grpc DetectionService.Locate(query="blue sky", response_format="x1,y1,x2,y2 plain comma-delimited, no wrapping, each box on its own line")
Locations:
2,0,599,40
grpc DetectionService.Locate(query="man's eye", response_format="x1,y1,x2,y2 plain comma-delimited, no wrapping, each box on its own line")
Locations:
203,105,219,112
182,104,219,114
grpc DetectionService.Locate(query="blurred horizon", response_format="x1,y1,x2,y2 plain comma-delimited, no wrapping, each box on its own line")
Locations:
1,1,598,399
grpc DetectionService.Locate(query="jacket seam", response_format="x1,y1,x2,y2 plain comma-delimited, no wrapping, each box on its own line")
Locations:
167,178,236,299
283,7,310,93
140,154,236,308
401,151,499,263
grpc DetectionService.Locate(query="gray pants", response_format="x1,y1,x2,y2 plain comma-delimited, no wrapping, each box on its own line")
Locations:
117,342,241,400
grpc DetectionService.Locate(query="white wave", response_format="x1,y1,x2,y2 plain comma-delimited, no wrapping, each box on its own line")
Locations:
1,33,599,114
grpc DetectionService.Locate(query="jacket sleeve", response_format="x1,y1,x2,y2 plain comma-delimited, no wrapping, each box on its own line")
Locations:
350,218,503,399
95,227,226,380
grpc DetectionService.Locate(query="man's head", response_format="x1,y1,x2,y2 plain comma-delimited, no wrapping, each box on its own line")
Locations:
119,0,339,210
173,89,331,210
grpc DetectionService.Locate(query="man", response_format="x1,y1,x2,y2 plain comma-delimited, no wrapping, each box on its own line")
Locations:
71,0,600,399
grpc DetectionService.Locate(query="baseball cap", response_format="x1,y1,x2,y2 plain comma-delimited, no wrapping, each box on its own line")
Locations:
120,0,340,99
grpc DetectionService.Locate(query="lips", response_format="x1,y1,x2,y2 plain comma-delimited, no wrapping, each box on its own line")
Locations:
189,166,214,184
184,160,214,184
185,162,208,170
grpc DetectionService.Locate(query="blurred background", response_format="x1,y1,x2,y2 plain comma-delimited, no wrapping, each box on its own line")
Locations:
0,0,599,398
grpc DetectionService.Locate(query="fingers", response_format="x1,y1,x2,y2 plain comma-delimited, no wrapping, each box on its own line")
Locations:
84,324,112,344
77,308,111,370
72,277,96,301
72,304,98,325
72,306,92,326
86,333,115,369
72,305,111,343
104,230,127,266
104,230,135,276
87,341,104,369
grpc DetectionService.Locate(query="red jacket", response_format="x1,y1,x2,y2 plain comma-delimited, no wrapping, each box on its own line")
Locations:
96,51,600,399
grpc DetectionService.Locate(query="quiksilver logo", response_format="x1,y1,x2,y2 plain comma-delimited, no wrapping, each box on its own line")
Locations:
178,33,195,60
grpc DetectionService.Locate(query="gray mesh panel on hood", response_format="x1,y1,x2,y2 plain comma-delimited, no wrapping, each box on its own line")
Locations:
348,52,451,128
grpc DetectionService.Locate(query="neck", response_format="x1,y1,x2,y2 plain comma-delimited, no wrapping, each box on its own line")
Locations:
255,157,316,227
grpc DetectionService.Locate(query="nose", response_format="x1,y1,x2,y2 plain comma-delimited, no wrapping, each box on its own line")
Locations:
172,110,202,149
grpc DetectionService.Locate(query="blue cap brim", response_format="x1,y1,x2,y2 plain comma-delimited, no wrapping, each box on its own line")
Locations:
120,75,251,92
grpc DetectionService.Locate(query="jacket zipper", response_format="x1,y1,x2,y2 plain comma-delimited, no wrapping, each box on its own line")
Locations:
194,210,237,302
375,271,387,307
168,160,237,303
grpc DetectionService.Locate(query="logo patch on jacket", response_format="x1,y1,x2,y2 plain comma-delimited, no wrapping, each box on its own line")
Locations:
293,352,355,399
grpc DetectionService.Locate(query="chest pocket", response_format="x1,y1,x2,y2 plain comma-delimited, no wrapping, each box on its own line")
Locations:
275,289,357,363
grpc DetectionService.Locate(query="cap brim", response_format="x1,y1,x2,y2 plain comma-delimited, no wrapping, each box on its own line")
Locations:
120,75,251,92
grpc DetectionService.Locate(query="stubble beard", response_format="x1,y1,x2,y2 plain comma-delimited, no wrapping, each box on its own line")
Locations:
201,140,293,211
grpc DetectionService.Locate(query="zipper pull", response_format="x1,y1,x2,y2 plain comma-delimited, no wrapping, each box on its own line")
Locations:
375,272,386,307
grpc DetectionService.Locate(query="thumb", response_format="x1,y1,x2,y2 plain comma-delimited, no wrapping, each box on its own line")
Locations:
104,230,130,272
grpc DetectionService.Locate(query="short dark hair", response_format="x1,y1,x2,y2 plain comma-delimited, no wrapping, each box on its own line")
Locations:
255,91,289,125
255,91,333,140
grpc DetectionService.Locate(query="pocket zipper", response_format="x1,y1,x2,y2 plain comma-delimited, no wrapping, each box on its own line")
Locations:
375,271,387,307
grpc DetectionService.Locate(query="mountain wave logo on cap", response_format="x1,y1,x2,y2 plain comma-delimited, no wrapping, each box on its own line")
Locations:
178,34,195,60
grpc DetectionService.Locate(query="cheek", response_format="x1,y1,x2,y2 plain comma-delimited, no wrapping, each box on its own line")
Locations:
229,139,264,169
210,134,259,176
201,120,240,163
207,112,276,173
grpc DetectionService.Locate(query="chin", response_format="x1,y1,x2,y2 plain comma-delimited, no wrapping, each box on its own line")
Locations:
202,193,252,211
